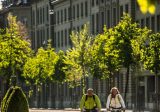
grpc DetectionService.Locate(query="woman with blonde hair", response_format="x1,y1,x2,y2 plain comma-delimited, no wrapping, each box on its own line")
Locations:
106,87,125,112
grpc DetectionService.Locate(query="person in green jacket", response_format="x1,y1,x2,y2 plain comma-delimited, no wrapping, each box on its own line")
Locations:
80,88,101,112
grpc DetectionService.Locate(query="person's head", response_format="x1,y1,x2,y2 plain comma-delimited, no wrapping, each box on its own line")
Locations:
110,87,119,96
87,88,94,96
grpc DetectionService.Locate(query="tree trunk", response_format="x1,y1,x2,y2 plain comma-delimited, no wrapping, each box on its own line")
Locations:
82,69,86,95
124,66,130,104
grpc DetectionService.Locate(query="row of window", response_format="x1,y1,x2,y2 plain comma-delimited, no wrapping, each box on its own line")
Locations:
138,15,160,32
54,29,70,48
31,28,49,49
55,1,88,25
32,5,49,25
91,4,129,34
91,0,104,7
54,25,86,48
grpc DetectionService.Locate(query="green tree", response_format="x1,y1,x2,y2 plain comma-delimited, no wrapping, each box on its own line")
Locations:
64,24,92,93
0,13,32,89
89,27,121,87
109,14,150,102
52,50,66,82
23,42,58,86
140,33,160,111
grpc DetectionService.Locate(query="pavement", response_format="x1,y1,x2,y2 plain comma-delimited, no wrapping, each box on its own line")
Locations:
29,108,133,112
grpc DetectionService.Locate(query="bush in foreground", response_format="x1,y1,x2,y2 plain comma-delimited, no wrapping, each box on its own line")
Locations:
1,86,29,112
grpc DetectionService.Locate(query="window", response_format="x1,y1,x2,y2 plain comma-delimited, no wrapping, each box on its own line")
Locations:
31,31,35,49
54,32,56,47
96,13,99,33
68,7,70,20
125,4,129,13
92,0,94,7
77,4,79,18
146,17,150,28
77,26,80,32
151,16,155,32
47,27,49,40
46,5,49,21
101,0,104,3
107,10,110,28
41,29,43,45
37,8,39,24
96,0,99,5
92,14,95,34
85,1,88,17
54,11,56,24
43,29,45,42
61,30,63,47
120,6,123,17
68,28,71,46
157,15,160,32
113,8,116,26
32,10,35,25
65,29,67,46
81,3,83,17
101,11,104,32
58,31,60,47
43,7,45,23
37,30,39,48
73,27,75,31
40,8,42,24
81,25,84,29
136,2,140,11
73,6,75,19
57,11,59,24
141,19,144,28
61,10,63,23
64,8,67,22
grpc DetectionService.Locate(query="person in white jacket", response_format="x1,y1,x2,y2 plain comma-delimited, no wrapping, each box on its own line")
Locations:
106,87,125,112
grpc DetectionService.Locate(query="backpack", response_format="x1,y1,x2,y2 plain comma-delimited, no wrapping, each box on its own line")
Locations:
85,94,96,101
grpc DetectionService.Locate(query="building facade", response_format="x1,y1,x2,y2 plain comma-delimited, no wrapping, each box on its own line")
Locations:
42,0,160,110
0,0,31,29
30,0,52,50
29,0,136,109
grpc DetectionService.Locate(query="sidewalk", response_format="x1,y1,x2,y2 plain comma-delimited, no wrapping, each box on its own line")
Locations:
29,108,133,112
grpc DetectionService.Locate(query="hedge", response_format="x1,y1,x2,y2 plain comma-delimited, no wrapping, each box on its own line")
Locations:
1,86,29,112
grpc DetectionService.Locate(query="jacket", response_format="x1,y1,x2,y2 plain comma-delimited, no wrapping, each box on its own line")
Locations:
106,94,125,109
80,94,101,111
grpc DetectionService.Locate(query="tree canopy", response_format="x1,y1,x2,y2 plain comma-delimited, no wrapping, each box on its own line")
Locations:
64,24,92,92
0,13,32,85
23,42,58,85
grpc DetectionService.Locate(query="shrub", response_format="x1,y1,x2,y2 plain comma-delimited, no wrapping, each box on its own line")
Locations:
1,86,29,112
1,87,13,112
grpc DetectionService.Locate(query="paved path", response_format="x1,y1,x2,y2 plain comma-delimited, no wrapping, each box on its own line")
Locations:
29,108,133,112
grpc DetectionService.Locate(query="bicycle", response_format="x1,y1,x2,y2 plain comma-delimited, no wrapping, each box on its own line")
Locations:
82,108,99,112
107,108,125,112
